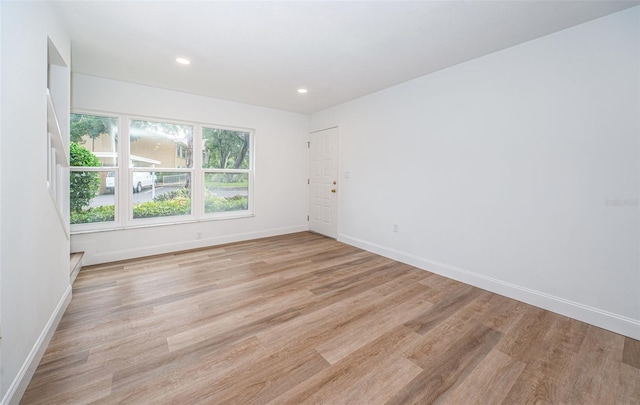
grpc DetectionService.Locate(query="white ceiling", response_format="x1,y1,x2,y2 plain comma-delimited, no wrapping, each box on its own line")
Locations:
53,0,638,114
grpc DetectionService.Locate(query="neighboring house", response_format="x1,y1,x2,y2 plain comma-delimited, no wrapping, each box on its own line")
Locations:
79,133,188,168
78,133,188,193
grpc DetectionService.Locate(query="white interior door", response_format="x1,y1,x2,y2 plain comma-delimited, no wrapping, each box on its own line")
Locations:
309,127,339,238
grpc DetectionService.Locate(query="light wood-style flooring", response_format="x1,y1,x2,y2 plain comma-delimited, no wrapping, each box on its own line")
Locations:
22,232,640,404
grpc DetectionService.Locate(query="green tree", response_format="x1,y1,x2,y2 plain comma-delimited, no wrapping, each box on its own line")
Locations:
130,120,191,164
70,142,101,212
70,113,116,145
203,128,250,171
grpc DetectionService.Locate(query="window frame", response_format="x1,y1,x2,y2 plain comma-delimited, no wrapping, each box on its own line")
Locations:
201,124,254,220
69,110,255,234
69,111,121,233
126,116,196,225
69,166,120,232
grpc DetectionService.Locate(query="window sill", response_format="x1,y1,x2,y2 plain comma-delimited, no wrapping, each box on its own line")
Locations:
70,213,255,235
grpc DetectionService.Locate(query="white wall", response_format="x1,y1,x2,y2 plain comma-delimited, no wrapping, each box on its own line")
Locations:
311,7,640,339
71,74,309,265
0,0,3,397
0,2,71,403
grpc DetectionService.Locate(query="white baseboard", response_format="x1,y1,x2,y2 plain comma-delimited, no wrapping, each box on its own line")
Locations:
78,225,309,266
1,285,72,405
339,234,640,341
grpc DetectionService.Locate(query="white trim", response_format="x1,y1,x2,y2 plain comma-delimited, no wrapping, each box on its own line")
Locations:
339,234,640,340
76,225,308,266
1,285,72,405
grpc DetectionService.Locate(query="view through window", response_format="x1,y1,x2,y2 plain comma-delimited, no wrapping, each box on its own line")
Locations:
202,127,250,214
129,120,194,220
69,113,118,225
69,113,253,231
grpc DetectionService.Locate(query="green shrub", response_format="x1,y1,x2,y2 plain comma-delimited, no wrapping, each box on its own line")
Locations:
205,195,248,213
70,205,115,224
153,187,191,202
70,193,248,224
69,143,101,212
133,197,191,218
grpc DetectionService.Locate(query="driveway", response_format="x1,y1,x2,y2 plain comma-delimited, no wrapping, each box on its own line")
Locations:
90,186,183,207
89,186,248,207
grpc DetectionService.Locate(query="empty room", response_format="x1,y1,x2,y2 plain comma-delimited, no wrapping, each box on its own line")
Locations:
1,0,639,404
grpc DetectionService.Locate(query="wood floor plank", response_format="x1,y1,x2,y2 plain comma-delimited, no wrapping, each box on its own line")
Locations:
502,344,578,404
315,283,433,364
166,288,315,352
388,323,503,404
335,356,423,405
439,349,526,405
404,282,484,335
267,326,423,405
623,336,640,369
404,299,495,368
494,305,557,362
21,232,640,405
23,351,94,392
99,336,266,404
617,362,640,404
479,293,528,334
20,368,112,405
255,267,423,350
554,325,626,405
192,348,330,404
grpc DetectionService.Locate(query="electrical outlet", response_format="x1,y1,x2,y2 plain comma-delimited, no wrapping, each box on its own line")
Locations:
196,232,202,240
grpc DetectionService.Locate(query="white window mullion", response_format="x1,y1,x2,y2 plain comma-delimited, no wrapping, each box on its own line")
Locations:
193,124,203,220
121,115,132,227
250,130,256,214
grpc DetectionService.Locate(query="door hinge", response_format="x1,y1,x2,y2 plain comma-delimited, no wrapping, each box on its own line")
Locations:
307,178,310,185
307,141,310,148
307,215,309,221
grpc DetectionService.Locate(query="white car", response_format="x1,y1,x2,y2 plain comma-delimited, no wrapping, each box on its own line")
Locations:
106,171,156,193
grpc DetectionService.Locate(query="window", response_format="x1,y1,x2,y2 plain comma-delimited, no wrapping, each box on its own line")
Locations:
69,113,118,227
129,120,193,221
202,127,251,215
176,145,186,159
69,113,254,232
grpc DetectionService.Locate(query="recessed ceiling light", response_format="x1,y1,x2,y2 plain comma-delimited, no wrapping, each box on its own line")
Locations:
176,57,191,65
298,88,308,94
